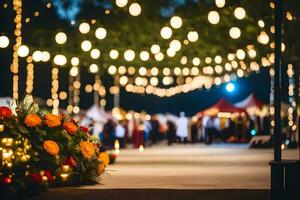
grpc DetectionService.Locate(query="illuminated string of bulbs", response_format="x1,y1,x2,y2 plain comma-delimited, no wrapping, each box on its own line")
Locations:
25,56,34,94
287,64,297,133
11,0,23,100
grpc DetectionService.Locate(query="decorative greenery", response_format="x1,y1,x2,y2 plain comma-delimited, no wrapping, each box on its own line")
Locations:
0,96,109,199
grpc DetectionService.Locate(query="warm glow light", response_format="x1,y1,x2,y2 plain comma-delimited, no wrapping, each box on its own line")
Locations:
81,40,92,51
129,3,141,16
124,49,135,61
55,32,67,45
140,51,150,61
95,27,107,40
234,7,246,20
90,49,100,59
215,0,225,8
0,35,9,48
70,66,79,77
248,49,256,58
110,49,119,59
42,51,51,62
236,49,245,60
258,20,265,28
160,26,172,39
169,40,181,51
208,11,220,24
192,57,200,66
18,45,29,57
108,65,117,75
187,31,199,42
151,44,160,54
139,67,147,76
257,31,269,44
167,48,176,57
154,52,164,61
115,0,128,8
150,77,158,86
79,22,90,34
151,67,159,76
214,55,222,64
32,51,43,62
119,76,128,86
53,54,67,66
180,56,187,65
229,27,241,39
170,16,182,29
89,64,99,73
71,57,79,66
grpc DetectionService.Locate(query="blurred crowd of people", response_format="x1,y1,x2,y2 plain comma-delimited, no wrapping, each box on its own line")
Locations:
87,112,271,150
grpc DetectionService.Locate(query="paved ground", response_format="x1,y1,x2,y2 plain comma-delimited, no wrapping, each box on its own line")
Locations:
94,144,297,189
32,144,298,200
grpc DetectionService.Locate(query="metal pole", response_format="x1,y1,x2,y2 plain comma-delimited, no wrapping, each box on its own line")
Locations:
270,1,284,200
274,0,282,162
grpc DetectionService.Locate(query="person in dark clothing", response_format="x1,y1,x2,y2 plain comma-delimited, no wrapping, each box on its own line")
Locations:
102,119,116,149
166,120,176,145
191,119,199,143
150,117,159,144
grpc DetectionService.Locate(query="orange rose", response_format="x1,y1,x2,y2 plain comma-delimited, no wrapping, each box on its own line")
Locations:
80,141,95,159
99,152,110,166
43,140,59,155
24,114,41,127
44,114,61,128
63,121,77,135
96,152,110,176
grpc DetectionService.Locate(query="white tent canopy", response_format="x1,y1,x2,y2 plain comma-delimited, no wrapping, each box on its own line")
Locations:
86,104,109,123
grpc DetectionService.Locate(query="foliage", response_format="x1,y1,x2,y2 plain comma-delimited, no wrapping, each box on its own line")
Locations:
0,96,108,199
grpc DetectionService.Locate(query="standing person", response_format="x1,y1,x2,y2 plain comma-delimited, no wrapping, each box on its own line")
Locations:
143,119,152,146
166,120,176,145
102,119,116,149
115,121,126,148
176,112,189,144
191,118,199,143
150,116,159,144
132,120,140,148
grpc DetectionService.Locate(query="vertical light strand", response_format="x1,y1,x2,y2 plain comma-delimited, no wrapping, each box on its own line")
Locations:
113,74,120,108
11,0,23,100
73,69,81,114
93,74,100,105
67,71,74,114
287,64,297,143
25,56,34,95
51,67,59,114
269,67,275,134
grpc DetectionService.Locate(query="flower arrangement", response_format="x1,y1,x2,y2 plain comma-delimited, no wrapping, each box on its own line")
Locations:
0,96,109,198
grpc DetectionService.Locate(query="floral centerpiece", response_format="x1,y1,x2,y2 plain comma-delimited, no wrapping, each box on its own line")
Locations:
0,96,109,198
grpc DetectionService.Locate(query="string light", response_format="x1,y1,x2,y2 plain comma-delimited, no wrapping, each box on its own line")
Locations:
11,0,23,100
208,11,220,24
0,35,10,48
26,56,34,94
170,16,182,29
129,3,141,16
234,7,246,20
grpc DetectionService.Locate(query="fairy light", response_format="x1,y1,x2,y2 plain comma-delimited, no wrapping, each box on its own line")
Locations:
26,56,34,94
11,0,23,100
51,67,59,114
287,64,297,137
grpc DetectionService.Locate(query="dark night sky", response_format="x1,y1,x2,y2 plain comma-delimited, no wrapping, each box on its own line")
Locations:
0,0,290,116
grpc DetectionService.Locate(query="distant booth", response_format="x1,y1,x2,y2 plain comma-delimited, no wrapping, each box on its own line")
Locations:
196,96,270,144
197,98,248,144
